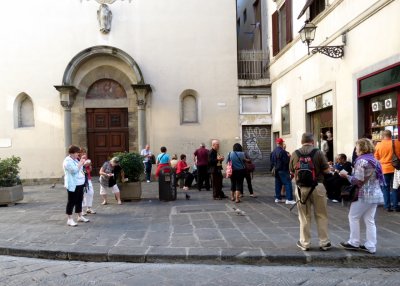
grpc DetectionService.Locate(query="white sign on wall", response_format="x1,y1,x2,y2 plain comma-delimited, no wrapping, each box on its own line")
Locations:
0,138,12,148
306,90,333,113
240,95,271,114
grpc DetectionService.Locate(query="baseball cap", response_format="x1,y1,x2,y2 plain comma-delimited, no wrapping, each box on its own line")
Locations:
276,138,284,144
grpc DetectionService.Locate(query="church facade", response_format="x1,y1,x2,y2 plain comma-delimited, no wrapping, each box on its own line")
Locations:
0,0,239,180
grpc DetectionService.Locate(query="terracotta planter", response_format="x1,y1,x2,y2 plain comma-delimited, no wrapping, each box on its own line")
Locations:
0,184,24,205
119,182,142,201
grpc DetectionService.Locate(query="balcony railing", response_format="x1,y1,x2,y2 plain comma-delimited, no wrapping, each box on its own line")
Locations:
238,50,269,80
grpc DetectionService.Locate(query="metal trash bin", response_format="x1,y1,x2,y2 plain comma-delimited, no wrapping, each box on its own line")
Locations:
158,166,177,201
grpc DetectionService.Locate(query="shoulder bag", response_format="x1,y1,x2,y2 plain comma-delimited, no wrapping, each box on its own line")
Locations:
341,184,358,202
226,152,233,178
392,140,400,170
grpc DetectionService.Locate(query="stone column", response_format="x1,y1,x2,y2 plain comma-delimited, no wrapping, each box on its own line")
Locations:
54,85,78,151
131,84,152,151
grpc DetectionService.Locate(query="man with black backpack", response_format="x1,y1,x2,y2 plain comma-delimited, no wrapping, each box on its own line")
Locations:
289,133,332,251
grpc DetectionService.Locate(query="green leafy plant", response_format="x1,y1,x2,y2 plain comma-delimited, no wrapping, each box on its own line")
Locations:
113,152,144,182
0,156,22,187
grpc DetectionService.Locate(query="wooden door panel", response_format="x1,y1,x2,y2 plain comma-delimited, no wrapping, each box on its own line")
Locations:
86,108,129,175
109,133,124,147
94,133,108,149
94,113,109,129
93,153,109,175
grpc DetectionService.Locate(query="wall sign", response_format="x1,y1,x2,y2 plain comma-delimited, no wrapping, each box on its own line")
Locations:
306,90,333,113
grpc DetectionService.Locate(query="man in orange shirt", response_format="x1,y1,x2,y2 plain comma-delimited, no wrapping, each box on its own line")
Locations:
374,130,400,212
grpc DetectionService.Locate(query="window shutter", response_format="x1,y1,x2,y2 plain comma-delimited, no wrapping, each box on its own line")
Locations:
285,0,292,44
272,11,279,56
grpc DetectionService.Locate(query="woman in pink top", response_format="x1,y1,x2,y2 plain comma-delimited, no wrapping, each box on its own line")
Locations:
80,148,96,214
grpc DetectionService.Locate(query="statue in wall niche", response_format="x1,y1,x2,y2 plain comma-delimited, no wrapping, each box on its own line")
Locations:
95,0,117,4
97,4,112,33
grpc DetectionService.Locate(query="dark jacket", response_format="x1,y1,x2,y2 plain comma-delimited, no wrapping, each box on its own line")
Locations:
208,148,222,173
270,146,290,172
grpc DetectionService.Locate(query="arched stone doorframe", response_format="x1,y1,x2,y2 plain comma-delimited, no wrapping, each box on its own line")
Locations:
54,45,151,152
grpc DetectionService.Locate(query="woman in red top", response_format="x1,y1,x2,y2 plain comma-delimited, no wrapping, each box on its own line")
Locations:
176,154,191,190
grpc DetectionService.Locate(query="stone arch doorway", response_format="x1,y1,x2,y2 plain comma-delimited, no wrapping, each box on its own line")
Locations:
86,79,129,174
55,46,152,164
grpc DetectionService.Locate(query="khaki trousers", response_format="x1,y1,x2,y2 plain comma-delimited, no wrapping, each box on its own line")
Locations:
296,184,330,248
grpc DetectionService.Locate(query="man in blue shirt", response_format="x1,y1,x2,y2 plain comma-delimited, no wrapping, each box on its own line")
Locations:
270,138,295,204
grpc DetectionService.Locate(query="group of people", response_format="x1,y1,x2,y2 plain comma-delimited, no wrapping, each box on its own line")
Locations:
271,132,386,254
141,140,256,201
63,145,124,227
63,131,395,255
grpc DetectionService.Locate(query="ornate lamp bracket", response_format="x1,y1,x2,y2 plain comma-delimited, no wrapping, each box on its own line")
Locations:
309,45,344,59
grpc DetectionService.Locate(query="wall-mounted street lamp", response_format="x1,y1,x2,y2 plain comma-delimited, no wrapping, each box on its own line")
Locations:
299,20,345,59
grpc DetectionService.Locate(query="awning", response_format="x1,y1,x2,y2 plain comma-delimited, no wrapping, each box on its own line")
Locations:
297,0,315,19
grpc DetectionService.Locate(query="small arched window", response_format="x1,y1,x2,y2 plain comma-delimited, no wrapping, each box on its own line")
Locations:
14,93,35,128
181,94,198,124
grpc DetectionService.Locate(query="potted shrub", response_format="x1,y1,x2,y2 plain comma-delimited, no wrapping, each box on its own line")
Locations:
0,156,23,205
113,152,144,201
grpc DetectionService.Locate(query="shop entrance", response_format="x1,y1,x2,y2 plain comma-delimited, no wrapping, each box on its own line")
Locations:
309,107,333,161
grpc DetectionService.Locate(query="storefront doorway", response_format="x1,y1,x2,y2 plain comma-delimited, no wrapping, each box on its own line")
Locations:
310,108,333,161
306,90,334,162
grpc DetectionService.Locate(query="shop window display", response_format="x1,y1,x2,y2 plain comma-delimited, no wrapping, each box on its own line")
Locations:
370,92,398,141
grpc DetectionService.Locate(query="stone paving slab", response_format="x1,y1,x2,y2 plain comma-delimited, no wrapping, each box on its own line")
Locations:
0,176,399,266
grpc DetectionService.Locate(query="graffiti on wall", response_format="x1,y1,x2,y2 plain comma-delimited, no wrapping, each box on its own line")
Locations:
242,126,271,171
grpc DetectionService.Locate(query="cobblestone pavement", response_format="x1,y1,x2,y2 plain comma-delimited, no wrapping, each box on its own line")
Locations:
1,255,400,286
0,176,399,266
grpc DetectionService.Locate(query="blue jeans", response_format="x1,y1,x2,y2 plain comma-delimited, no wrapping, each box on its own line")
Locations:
383,173,394,209
144,161,152,181
275,170,293,201
391,189,399,210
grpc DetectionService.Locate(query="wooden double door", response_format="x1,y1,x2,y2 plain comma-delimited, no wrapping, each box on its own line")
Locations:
87,108,129,175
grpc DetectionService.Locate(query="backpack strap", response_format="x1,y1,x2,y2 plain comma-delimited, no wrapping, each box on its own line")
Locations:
290,185,317,211
309,148,318,159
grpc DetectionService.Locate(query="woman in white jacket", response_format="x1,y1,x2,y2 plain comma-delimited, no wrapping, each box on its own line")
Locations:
63,145,90,226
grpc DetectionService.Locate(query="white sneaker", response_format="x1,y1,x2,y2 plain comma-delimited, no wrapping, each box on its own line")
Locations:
332,199,339,203
285,200,296,205
275,199,285,203
67,219,77,227
147,180,150,183
77,216,90,223
86,208,96,214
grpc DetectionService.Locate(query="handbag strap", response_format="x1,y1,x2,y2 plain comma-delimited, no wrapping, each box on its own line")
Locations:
233,151,246,169
393,140,399,159
158,153,166,163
